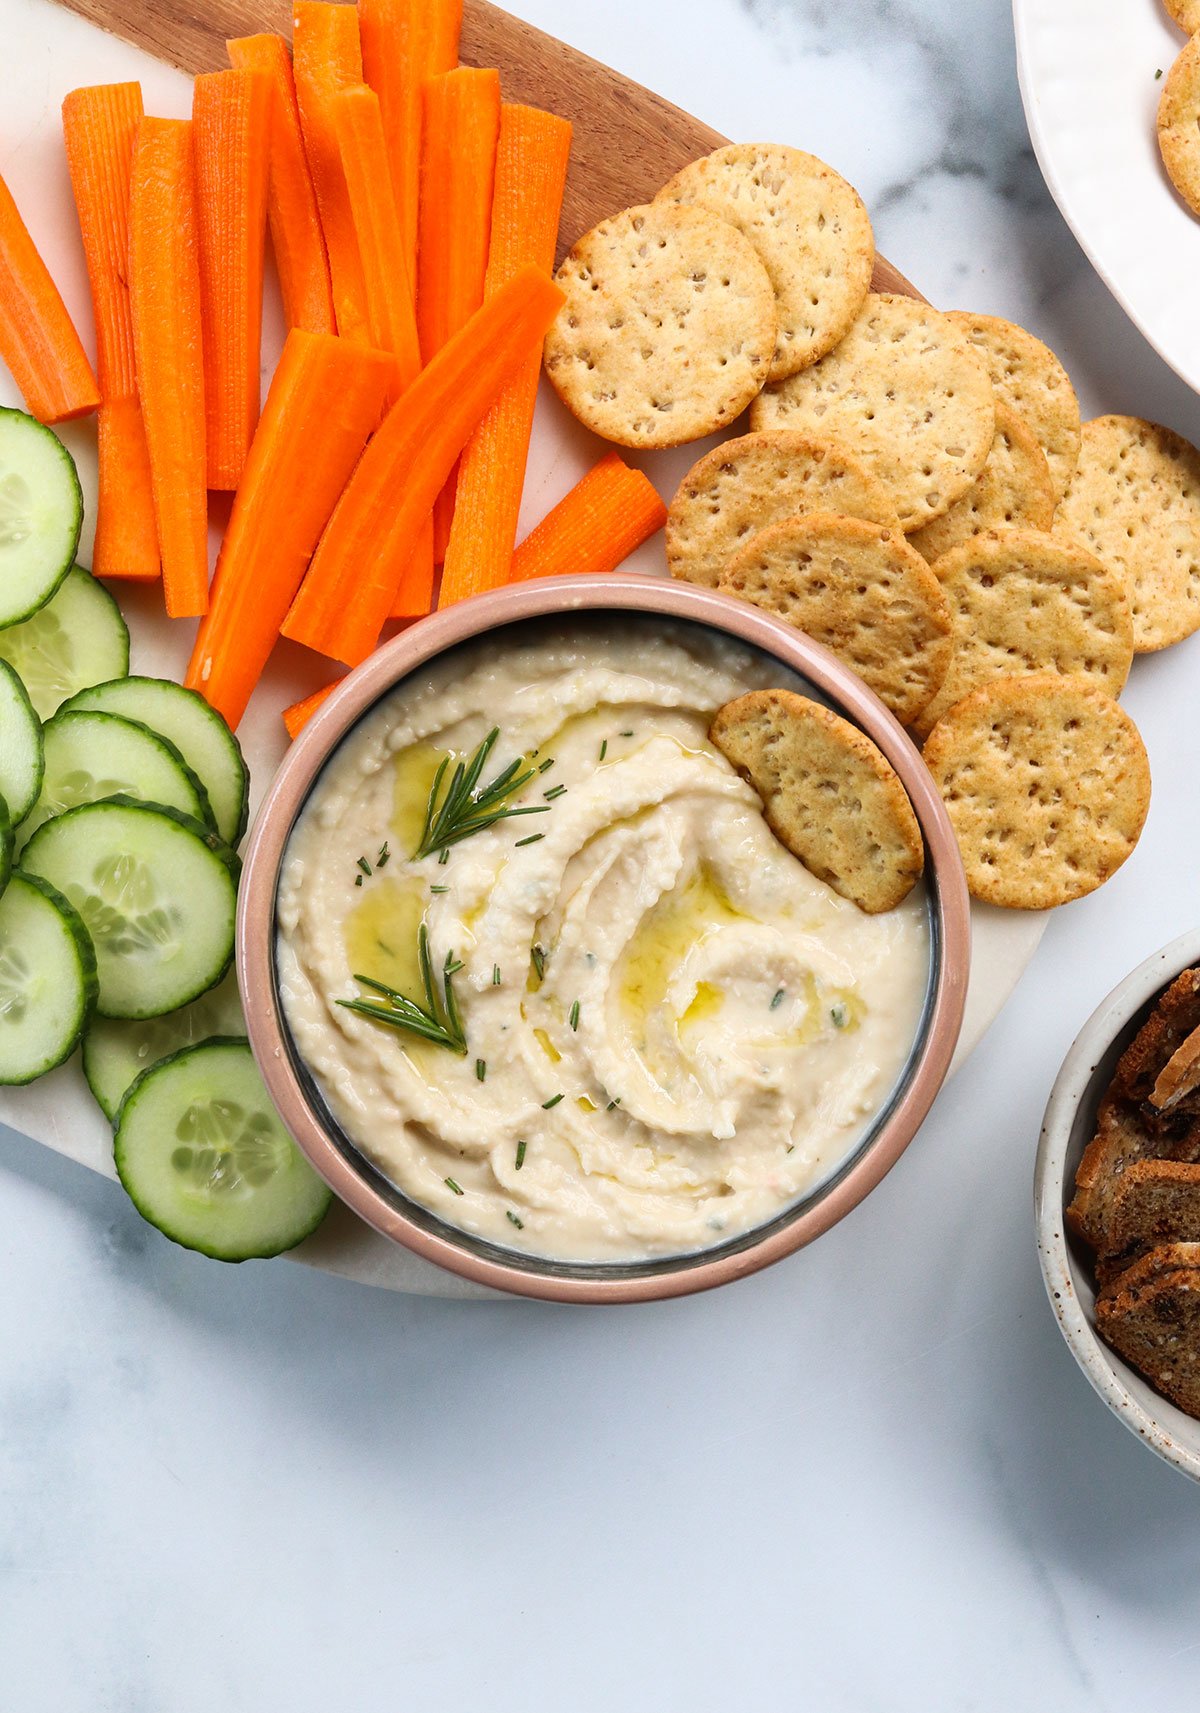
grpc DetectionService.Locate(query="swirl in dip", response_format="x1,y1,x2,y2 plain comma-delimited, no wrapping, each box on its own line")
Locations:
276,620,930,1262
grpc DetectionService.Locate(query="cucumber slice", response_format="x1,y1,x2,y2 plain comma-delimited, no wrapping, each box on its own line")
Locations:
0,565,129,719
21,796,238,1019
83,967,244,1122
62,677,247,846
114,1038,332,1260
0,793,13,898
0,409,83,628
0,872,97,1083
0,659,43,824
20,710,212,845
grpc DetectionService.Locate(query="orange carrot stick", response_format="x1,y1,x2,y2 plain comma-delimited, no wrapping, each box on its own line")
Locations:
193,68,270,491
61,82,158,580
282,265,565,667
292,2,369,342
228,33,334,335
508,453,667,585
358,0,462,279
185,330,393,729
439,104,571,607
415,68,501,561
283,681,339,739
0,169,99,424
129,118,208,618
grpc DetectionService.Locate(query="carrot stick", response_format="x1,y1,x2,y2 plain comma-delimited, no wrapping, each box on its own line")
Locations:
283,681,339,739
508,453,667,586
185,330,393,729
439,104,571,607
358,0,462,279
416,69,501,561
129,118,208,618
282,265,565,667
61,82,158,580
228,34,334,336
193,69,271,491
292,2,369,342
0,169,99,424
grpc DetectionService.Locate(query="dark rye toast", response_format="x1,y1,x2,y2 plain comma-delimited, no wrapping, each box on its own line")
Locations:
1096,1259,1200,1420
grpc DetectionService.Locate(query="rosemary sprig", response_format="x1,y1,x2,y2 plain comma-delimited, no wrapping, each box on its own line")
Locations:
414,727,550,859
337,923,467,1053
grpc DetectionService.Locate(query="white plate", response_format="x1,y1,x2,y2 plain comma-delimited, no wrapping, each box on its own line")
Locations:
1013,0,1200,396
0,0,1047,1297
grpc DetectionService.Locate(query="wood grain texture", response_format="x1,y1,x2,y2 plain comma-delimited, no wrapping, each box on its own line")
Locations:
50,0,919,295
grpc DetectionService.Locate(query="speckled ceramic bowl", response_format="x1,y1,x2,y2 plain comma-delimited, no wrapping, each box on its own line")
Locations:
1036,929,1200,1482
239,574,970,1303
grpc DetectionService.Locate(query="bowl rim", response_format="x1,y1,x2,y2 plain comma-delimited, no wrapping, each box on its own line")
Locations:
238,573,970,1303
1035,926,1200,1482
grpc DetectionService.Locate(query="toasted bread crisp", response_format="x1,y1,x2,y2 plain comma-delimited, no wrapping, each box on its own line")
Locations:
908,407,1055,563
751,294,995,532
1159,36,1200,216
922,673,1151,909
1068,1096,1169,1252
1114,968,1200,1106
667,430,899,589
717,513,953,727
656,143,874,382
915,527,1133,737
1110,1162,1200,1251
709,688,923,913
1097,1262,1200,1419
1152,1023,1200,1111
1053,415,1200,652
945,311,1081,501
543,201,776,450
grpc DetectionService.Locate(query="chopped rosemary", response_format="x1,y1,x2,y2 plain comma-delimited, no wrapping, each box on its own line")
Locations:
475,1059,487,1082
357,856,372,877
531,944,546,980
1156,66,1164,78
599,739,608,761
445,1176,464,1196
376,841,390,868
492,964,502,986
337,923,467,1053
507,1209,524,1230
830,1002,849,1029
543,784,567,800
415,727,550,859
542,1092,564,1109
770,989,785,1010
515,1140,527,1170
569,1000,580,1031
438,847,450,865
539,758,555,774
354,874,363,887
430,885,448,893
606,1097,621,1111
619,730,634,737
515,833,544,847
786,1144,795,1155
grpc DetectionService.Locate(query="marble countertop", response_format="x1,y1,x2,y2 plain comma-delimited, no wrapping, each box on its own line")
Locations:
4,0,1200,1706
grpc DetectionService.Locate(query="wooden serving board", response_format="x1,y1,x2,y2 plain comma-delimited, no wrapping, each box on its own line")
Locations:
53,0,920,292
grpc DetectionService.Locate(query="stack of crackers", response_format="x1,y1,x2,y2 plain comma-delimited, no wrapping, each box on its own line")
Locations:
1069,967,1200,1420
542,139,1200,912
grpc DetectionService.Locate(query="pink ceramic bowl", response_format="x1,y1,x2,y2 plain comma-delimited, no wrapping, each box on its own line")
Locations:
238,574,970,1303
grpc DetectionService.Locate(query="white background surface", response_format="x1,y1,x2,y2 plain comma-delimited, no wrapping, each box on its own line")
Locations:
3,0,1200,1705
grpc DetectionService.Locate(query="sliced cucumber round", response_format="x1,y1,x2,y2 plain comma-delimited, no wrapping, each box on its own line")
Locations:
0,872,97,1083
114,1038,332,1261
84,967,245,1122
21,796,238,1019
62,677,247,846
0,565,129,719
0,409,83,629
0,659,43,824
20,709,213,846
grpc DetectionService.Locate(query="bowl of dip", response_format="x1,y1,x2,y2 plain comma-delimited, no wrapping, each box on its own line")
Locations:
239,575,970,1302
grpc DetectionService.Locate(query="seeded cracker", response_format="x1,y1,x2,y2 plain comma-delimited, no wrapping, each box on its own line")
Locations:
915,528,1133,737
1053,414,1200,652
922,673,1150,910
543,201,776,449
718,513,952,727
656,143,874,382
710,688,924,914
667,429,899,588
908,406,1055,563
1164,0,1200,31
944,311,1081,501
1159,36,1200,217
750,294,995,532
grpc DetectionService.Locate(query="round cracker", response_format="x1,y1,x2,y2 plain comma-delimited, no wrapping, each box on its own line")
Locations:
922,674,1151,910
1052,414,1200,652
945,311,1081,501
717,513,952,726
709,687,923,914
1164,0,1200,34
667,429,899,588
655,143,874,382
908,405,1055,563
1158,36,1200,217
750,294,995,532
915,528,1134,737
543,201,776,450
